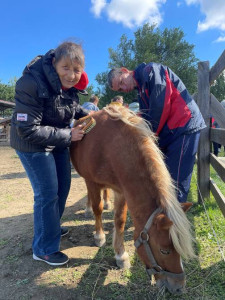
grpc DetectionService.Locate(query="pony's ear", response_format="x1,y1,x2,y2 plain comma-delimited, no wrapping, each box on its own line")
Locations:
154,214,173,230
181,202,192,213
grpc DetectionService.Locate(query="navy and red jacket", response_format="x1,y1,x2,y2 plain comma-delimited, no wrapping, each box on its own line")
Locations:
134,63,206,148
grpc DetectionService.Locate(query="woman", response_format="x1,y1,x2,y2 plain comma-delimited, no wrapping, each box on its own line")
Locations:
10,41,89,266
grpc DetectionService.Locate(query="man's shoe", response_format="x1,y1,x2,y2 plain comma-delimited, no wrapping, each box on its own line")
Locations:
33,251,69,266
61,226,69,237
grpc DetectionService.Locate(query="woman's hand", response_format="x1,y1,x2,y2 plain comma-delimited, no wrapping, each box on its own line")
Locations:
71,125,85,141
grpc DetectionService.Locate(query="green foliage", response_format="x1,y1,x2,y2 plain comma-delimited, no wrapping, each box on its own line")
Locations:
78,84,96,105
134,25,198,93
96,24,198,100
211,72,225,101
108,34,135,70
0,78,16,102
95,72,115,107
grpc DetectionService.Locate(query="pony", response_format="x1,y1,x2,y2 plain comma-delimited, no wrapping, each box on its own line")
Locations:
70,106,195,294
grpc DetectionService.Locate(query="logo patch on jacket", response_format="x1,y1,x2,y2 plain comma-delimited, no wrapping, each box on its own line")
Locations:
17,113,28,121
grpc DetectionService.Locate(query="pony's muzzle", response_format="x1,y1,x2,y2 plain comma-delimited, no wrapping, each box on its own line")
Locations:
156,276,186,295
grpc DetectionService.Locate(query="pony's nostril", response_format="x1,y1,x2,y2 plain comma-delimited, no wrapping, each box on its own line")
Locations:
175,287,184,295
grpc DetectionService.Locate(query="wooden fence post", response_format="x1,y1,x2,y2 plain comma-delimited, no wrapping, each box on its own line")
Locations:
197,61,211,202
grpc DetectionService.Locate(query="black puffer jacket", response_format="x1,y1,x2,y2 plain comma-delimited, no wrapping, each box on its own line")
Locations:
10,50,88,152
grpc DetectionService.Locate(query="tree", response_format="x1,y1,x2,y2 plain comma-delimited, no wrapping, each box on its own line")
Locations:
0,78,17,102
211,72,225,102
133,25,198,93
95,72,113,107
108,34,135,70
96,24,199,100
99,35,137,105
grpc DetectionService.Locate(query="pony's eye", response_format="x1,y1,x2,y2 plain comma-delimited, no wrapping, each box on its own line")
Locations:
160,248,171,255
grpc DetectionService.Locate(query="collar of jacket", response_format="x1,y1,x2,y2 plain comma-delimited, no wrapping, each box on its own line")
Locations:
42,49,62,95
133,62,147,90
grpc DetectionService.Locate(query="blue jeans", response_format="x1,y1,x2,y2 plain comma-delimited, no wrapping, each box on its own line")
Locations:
16,148,71,256
163,131,200,203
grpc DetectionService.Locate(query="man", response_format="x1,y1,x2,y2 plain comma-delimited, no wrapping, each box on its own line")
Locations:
82,95,99,112
107,63,206,203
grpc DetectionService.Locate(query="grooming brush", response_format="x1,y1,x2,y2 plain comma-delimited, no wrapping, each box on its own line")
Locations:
74,115,96,134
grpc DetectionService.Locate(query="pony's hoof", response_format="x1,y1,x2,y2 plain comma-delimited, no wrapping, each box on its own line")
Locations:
115,252,130,269
94,233,106,247
85,207,93,218
104,202,111,210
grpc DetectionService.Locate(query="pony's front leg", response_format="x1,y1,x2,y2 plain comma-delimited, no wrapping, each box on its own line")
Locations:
86,181,106,247
113,191,130,269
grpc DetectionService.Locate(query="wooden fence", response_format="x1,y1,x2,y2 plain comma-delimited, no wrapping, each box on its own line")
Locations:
0,117,11,146
196,49,225,218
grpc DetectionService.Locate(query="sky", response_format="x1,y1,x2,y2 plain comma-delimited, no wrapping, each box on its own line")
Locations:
0,0,225,89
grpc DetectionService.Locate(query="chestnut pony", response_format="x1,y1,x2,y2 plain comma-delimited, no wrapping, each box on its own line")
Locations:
70,106,195,294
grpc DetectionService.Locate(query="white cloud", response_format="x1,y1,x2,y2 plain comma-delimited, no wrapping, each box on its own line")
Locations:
185,0,225,32
90,0,107,18
213,36,225,43
90,0,166,28
185,0,198,4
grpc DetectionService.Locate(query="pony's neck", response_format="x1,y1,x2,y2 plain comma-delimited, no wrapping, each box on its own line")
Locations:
125,191,159,236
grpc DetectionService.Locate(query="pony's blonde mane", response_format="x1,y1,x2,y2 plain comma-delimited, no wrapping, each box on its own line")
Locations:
103,105,195,259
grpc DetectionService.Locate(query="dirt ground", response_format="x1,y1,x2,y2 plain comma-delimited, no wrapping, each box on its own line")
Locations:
0,146,143,300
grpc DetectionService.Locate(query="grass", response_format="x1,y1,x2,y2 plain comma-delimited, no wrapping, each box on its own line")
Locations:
6,254,19,264
83,158,225,300
61,170,225,300
0,238,8,247
16,279,29,286
174,155,225,300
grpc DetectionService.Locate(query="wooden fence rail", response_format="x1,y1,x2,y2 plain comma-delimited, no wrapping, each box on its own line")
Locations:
197,49,225,217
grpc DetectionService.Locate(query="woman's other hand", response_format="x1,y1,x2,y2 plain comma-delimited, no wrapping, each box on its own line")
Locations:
71,125,85,141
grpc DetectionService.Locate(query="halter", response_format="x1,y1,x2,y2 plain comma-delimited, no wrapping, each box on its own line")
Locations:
134,207,185,280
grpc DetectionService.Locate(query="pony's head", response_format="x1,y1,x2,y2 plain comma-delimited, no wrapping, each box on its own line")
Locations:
135,202,194,294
